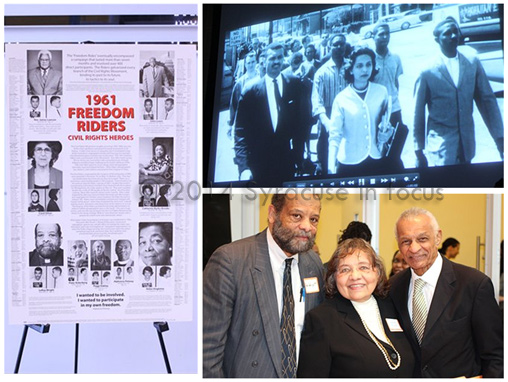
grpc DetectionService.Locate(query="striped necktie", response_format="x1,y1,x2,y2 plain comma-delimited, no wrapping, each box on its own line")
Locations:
412,278,427,345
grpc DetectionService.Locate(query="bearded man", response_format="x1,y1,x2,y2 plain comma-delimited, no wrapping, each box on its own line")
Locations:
29,223,64,266
203,193,325,378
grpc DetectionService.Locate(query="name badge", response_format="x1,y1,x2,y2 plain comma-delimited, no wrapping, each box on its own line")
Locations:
385,318,403,332
303,277,320,294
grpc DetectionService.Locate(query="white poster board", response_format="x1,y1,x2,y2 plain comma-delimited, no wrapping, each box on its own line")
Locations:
6,43,197,325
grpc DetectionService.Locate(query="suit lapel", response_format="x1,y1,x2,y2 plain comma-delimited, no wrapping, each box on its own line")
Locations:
423,257,455,344
390,269,418,345
456,52,467,88
298,253,321,313
332,294,372,342
251,230,282,377
436,56,456,88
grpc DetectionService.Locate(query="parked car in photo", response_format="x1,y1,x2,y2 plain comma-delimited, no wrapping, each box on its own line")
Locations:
360,12,422,39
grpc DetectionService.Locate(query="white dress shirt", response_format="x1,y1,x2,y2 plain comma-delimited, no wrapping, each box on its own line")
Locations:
265,74,283,132
440,52,460,87
407,253,443,319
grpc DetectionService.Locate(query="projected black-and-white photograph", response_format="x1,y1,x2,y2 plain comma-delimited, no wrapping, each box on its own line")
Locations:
208,3,503,187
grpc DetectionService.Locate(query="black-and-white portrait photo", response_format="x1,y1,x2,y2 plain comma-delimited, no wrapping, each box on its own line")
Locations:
141,97,155,120
47,95,63,118
27,141,63,189
29,223,64,267
30,266,45,288
138,137,174,184
49,266,63,288
138,222,173,266
68,240,89,268
139,51,175,98
139,184,157,207
27,49,63,95
90,240,111,271
29,95,43,118
46,188,62,212
141,265,154,287
113,239,134,267
207,3,503,187
160,97,175,120
28,189,45,212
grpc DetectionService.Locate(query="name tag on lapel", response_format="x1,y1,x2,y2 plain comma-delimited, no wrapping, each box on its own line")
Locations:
303,277,320,294
385,318,403,332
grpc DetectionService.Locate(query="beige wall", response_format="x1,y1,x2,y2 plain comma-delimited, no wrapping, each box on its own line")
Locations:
259,193,503,275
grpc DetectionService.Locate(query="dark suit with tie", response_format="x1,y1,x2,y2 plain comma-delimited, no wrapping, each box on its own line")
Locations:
414,52,503,165
27,67,63,95
389,256,503,378
234,74,306,186
298,293,415,378
203,229,325,378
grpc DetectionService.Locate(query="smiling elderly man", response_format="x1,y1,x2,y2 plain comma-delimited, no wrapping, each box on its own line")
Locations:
389,207,503,378
203,193,325,378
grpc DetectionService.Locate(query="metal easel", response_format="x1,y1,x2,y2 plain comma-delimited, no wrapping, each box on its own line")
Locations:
14,322,172,373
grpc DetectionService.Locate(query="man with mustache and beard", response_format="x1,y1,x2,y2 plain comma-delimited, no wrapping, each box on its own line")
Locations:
29,223,64,266
234,42,308,186
311,34,348,174
203,193,325,378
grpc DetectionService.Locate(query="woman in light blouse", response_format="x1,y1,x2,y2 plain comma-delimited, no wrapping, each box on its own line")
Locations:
328,46,394,175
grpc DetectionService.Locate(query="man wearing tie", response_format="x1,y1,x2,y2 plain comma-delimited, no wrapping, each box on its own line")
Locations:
142,57,169,97
27,50,63,95
234,42,307,186
203,193,325,378
390,207,503,377
29,96,41,118
48,96,62,119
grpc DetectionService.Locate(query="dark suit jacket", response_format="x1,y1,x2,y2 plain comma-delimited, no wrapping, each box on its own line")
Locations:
234,73,306,186
29,248,64,266
413,52,503,165
202,229,325,378
27,67,63,95
389,256,503,378
298,293,415,378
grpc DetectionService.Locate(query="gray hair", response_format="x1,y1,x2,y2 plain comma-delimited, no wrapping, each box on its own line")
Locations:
394,207,440,240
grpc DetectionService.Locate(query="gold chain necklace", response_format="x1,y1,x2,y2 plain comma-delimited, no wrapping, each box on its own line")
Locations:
359,309,401,371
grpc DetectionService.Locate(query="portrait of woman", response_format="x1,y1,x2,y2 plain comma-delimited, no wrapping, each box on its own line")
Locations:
138,222,173,266
28,189,45,212
46,188,61,211
298,238,414,378
27,141,63,189
156,185,172,206
328,47,394,176
139,139,173,184
139,184,156,207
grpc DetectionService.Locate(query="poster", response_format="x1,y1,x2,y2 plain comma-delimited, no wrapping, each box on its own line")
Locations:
6,44,197,324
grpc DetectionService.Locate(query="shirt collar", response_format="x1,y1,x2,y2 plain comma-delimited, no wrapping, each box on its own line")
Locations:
265,73,283,87
410,251,443,288
267,227,299,267
439,50,458,64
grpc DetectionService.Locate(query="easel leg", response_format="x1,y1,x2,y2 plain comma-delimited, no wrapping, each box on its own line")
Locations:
14,325,29,373
74,323,80,373
14,324,50,373
153,322,172,373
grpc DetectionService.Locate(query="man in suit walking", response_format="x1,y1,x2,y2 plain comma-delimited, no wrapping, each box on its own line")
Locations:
142,57,169,97
203,193,325,378
27,50,63,95
390,207,503,378
234,42,308,186
413,17,503,167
